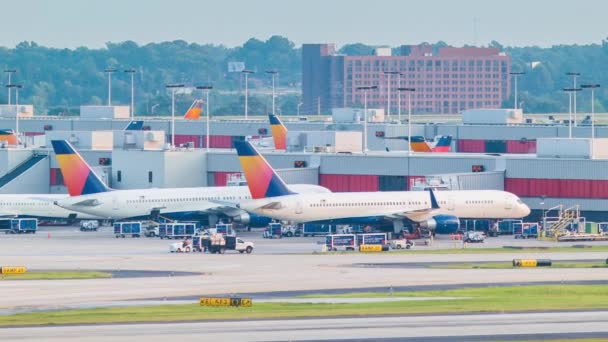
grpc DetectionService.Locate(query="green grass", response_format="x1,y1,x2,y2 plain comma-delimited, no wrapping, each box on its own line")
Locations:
2,285,608,326
431,261,608,269
0,271,112,281
386,245,608,254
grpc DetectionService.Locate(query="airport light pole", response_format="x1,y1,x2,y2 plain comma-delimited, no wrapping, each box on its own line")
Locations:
399,87,416,155
581,84,600,157
166,84,184,147
566,72,580,126
104,68,117,106
509,72,525,110
297,102,303,116
242,70,255,119
356,85,377,153
124,69,136,119
384,71,399,121
563,88,581,139
4,69,16,105
196,85,213,152
265,70,278,115
397,73,403,122
6,84,22,138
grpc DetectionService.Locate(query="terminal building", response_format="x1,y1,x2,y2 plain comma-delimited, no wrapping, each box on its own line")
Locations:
0,106,607,221
302,43,511,115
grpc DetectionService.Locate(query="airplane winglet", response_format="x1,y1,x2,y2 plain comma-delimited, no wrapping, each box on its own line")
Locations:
429,188,440,209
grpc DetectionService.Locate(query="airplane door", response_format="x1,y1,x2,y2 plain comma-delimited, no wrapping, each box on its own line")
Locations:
295,200,303,214
504,196,513,210
112,197,119,210
448,197,455,211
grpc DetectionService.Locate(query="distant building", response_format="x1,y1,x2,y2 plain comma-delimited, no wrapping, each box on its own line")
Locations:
302,43,511,115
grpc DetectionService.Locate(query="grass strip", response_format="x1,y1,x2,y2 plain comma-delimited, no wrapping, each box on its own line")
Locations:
0,271,111,281
430,261,608,269
2,285,608,326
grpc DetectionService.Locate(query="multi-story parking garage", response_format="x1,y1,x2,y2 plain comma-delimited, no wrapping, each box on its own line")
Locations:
1,111,607,221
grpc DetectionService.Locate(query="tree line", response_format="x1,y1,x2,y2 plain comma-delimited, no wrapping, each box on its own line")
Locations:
0,37,606,115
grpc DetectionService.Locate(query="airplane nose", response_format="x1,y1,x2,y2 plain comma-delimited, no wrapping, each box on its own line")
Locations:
522,204,531,217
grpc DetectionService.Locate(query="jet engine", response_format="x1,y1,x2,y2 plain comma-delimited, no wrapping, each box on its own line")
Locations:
419,214,460,234
230,212,272,228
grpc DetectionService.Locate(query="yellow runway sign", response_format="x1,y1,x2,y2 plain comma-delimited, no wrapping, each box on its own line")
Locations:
360,245,383,252
1,266,27,274
200,297,252,307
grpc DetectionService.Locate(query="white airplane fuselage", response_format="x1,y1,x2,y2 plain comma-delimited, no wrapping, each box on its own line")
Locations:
55,184,330,220
0,194,103,219
239,190,531,223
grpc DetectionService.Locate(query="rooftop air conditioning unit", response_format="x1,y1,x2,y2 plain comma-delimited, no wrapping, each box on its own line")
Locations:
68,135,79,144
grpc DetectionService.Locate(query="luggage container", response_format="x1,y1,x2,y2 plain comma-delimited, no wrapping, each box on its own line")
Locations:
585,222,599,235
325,234,357,251
302,224,337,237
514,223,539,239
357,233,387,246
159,223,197,239
498,219,522,235
5,219,37,234
113,222,141,238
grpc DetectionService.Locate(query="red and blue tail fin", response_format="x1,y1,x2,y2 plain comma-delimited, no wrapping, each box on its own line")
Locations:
268,114,287,150
124,120,144,131
0,129,17,145
183,100,204,120
234,141,295,199
51,140,110,196
431,135,452,152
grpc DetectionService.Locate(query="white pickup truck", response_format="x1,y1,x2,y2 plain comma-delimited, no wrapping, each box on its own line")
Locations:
390,239,414,250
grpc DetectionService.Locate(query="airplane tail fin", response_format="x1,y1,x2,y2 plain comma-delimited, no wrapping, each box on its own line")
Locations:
268,114,288,150
408,136,433,152
0,129,17,145
431,135,452,152
51,140,110,196
429,189,440,209
233,140,295,199
124,120,144,131
183,100,204,120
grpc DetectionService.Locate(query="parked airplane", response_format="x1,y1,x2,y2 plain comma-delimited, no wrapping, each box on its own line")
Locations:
0,194,104,220
234,141,530,234
385,135,452,152
50,140,330,225
183,100,204,120
0,121,153,221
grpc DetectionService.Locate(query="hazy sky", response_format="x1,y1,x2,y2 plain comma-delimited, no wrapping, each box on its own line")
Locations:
1,0,606,49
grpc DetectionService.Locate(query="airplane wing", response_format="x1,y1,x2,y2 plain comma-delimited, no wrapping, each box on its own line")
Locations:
69,199,102,207
385,189,440,222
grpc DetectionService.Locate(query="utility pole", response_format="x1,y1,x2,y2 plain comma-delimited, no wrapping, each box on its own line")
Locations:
581,84,600,157
241,70,255,119
124,69,136,119
384,71,399,121
356,85,378,152
399,87,416,155
566,72,580,126
4,69,16,105
104,68,117,106
265,70,278,115
196,85,213,152
509,72,525,109
166,83,184,147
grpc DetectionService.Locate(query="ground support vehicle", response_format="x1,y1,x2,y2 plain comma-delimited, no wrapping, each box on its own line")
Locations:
113,222,141,238
463,231,485,243
159,223,196,239
80,220,99,231
4,219,37,234
390,239,414,249
325,234,357,251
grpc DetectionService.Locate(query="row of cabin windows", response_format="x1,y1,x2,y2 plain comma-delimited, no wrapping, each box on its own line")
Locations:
0,202,51,206
465,200,495,204
125,195,251,204
311,201,427,208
